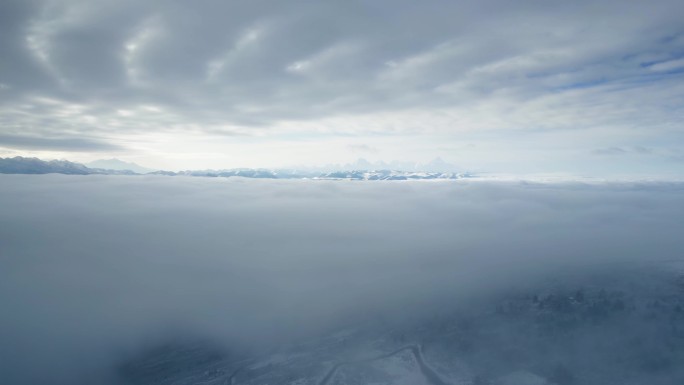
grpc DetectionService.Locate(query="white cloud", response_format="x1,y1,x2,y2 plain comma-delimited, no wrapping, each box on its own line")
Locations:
123,16,165,86
649,57,684,72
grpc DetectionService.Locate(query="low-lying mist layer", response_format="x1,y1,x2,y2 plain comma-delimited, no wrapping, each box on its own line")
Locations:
1,175,683,384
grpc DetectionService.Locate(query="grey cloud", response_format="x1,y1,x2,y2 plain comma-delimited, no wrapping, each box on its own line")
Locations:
0,133,123,151
347,144,378,153
592,147,632,155
592,146,654,155
591,146,678,157
1,0,684,147
0,0,56,96
2,176,684,384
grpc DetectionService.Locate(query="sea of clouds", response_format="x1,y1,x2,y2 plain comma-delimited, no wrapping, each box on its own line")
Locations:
1,175,683,384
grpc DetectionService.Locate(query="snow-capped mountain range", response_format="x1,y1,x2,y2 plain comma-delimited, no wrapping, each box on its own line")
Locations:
0,157,471,180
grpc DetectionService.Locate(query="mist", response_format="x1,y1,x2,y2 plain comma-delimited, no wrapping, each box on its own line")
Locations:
1,175,684,384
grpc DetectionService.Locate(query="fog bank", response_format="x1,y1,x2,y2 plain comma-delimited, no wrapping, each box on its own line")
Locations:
1,175,683,384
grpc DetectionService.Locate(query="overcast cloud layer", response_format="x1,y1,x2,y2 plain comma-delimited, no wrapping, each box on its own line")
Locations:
2,176,684,384
0,0,683,173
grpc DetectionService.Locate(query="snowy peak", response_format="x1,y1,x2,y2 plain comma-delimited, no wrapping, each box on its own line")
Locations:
0,157,470,180
315,170,464,180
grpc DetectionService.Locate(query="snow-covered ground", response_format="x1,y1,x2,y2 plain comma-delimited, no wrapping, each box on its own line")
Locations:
117,264,684,385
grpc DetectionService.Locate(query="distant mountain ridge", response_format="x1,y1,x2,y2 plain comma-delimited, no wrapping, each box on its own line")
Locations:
0,156,136,175
0,156,92,175
0,156,471,180
158,168,466,180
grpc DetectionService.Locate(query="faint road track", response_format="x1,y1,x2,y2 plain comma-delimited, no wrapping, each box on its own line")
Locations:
317,344,450,385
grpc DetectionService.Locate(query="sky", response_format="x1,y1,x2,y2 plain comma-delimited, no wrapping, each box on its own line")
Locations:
1,0,683,175
2,175,684,384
